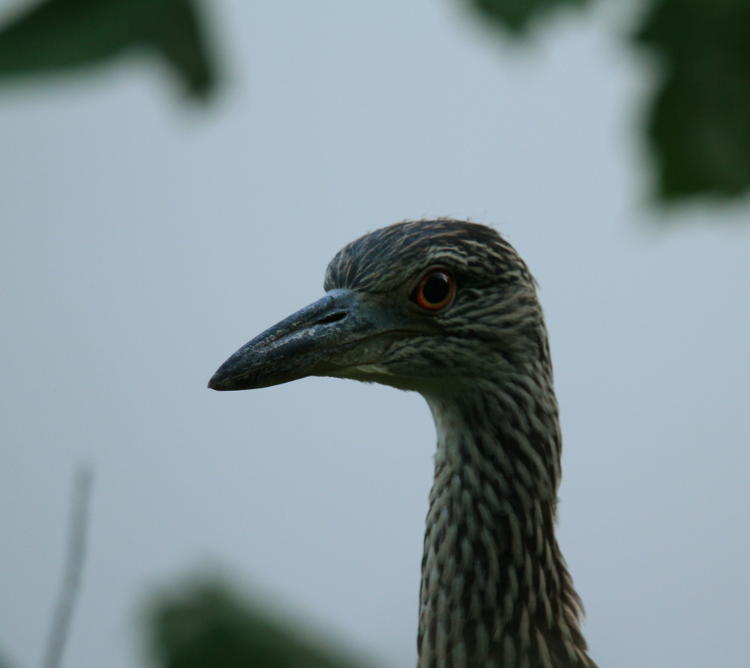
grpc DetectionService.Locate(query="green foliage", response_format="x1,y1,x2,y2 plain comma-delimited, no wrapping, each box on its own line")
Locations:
468,0,590,35
635,0,750,200
0,0,216,99
147,579,366,668
1,0,750,203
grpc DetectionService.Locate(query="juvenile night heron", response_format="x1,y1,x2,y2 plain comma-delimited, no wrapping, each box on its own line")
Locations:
209,219,597,668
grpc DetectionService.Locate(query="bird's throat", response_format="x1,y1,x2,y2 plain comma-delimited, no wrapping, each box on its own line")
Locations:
418,387,595,668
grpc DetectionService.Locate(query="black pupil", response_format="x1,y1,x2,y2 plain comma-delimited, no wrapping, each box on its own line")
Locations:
422,272,450,304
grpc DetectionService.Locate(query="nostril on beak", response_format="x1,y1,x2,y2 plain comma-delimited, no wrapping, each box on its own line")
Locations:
315,311,347,326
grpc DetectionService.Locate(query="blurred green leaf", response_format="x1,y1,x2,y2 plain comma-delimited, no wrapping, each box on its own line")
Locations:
0,0,217,99
635,0,750,200
147,579,367,668
468,0,590,35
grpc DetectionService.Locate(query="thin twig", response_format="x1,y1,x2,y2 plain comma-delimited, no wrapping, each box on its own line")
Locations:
41,465,93,668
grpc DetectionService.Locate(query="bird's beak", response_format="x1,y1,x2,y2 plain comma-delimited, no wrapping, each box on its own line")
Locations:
208,288,407,391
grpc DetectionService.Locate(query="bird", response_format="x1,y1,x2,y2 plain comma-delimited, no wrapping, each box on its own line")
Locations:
209,219,597,668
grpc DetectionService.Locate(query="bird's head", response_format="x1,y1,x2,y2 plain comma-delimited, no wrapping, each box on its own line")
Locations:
209,219,548,396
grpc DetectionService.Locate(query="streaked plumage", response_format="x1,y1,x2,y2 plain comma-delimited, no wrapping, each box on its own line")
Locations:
210,219,597,668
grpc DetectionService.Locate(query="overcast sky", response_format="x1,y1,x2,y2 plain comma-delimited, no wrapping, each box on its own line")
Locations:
2,2,749,667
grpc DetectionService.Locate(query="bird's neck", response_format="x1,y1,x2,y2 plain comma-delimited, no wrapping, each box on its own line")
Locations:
418,379,595,668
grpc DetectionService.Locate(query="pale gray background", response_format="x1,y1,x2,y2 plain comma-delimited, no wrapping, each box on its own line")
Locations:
1,2,749,667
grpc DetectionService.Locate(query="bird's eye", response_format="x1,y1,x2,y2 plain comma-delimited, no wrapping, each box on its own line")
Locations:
411,269,455,311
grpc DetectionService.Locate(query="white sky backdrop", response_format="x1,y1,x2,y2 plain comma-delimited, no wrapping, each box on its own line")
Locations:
1,1,749,667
